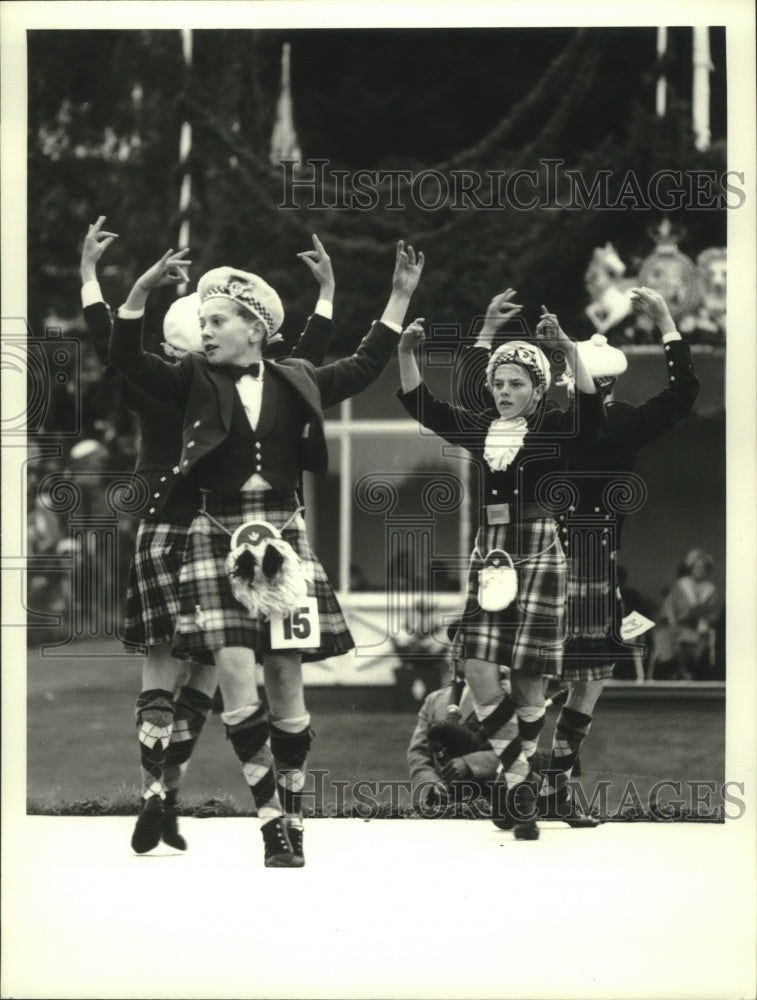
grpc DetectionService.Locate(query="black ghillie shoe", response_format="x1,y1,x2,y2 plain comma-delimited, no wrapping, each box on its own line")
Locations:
131,795,164,854
161,791,187,850
510,780,540,841
492,778,540,840
538,789,600,828
261,817,297,868
285,822,306,867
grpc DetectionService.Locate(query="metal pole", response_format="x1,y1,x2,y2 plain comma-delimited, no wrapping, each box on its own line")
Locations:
655,27,668,117
692,27,712,151
178,29,193,294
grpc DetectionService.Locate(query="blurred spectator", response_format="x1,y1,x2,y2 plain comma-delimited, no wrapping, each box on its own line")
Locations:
658,549,721,680
67,438,111,516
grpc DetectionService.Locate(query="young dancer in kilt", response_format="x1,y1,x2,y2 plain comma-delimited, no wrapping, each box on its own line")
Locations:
109,239,424,866
397,309,602,839
80,218,337,855
536,286,699,821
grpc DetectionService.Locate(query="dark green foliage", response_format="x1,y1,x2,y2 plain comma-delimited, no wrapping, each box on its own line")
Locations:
28,27,727,350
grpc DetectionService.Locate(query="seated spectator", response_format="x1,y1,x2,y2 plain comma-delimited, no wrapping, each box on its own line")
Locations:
659,549,720,680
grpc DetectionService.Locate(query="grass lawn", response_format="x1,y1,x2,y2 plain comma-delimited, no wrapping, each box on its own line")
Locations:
26,640,726,817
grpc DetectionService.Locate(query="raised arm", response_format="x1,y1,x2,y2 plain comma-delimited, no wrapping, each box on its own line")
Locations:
288,233,336,365
109,248,193,408
535,306,597,397
316,240,424,408
628,286,700,449
396,319,479,449
454,289,524,413
80,215,119,366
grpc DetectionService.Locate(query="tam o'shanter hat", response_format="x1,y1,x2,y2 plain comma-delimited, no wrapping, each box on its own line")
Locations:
575,333,628,381
486,340,552,393
198,267,285,338
163,292,203,354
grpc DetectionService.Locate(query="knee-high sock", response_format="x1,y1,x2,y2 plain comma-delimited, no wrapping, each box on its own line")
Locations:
135,689,175,800
163,686,213,795
269,714,312,829
224,704,282,825
539,706,592,797
472,694,523,782
502,704,546,789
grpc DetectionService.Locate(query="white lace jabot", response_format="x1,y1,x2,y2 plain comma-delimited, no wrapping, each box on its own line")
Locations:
482,416,528,472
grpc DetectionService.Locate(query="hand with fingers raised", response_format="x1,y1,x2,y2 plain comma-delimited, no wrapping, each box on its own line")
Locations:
80,215,119,283
123,248,193,313
296,233,335,299
391,239,425,296
398,317,426,355
478,288,524,345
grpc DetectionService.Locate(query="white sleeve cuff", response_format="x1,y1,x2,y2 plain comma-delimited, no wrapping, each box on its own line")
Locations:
117,304,145,320
379,318,402,334
314,299,333,320
81,281,104,308
662,330,682,343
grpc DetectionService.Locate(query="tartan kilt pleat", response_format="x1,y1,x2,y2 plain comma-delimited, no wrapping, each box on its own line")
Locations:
123,521,188,647
562,549,633,681
456,518,566,678
173,491,354,664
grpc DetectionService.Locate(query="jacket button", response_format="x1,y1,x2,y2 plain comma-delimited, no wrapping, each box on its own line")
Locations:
149,507,155,514
154,492,160,498
188,441,195,448
256,464,262,472
182,460,188,467
513,489,518,496
194,420,200,428
160,476,166,482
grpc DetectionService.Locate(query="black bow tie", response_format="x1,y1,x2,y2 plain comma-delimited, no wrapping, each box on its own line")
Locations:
226,362,261,380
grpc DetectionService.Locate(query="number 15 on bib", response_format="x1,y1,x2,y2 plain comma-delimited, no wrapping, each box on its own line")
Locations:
269,596,321,650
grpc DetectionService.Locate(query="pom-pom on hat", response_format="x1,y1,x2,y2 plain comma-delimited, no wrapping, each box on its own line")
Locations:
486,340,552,393
575,333,628,381
197,266,284,338
163,292,202,354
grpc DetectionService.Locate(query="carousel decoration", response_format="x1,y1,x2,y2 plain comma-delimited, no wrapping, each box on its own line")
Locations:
584,243,634,337
679,247,727,343
637,219,698,322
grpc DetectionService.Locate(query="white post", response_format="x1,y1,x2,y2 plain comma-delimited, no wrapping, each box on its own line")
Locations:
270,42,302,166
655,27,668,117
178,29,193,294
692,26,712,151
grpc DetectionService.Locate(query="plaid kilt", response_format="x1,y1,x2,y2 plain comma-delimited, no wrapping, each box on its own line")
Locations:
123,521,189,647
562,548,635,681
456,518,566,678
173,491,354,664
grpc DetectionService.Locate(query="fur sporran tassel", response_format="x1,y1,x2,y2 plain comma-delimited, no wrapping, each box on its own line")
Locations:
226,538,307,619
